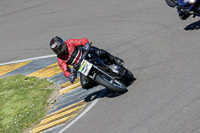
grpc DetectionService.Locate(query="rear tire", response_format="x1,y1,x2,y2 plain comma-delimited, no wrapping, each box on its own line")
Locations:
165,0,177,8
95,74,127,93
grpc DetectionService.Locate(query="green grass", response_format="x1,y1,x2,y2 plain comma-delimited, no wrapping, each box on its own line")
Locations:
0,75,54,133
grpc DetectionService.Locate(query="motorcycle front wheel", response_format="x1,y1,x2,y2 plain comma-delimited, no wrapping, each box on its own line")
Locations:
95,74,127,93
165,0,177,8
122,69,135,86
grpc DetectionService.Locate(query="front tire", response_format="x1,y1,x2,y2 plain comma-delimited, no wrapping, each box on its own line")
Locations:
165,0,177,8
95,74,127,93
123,69,135,86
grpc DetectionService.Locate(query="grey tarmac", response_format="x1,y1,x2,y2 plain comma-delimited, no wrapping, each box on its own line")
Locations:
1,0,200,133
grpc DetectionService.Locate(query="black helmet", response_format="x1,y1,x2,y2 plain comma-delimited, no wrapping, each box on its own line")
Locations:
50,36,66,55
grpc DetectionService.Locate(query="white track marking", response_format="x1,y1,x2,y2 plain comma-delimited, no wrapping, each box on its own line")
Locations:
0,54,56,66
58,89,106,133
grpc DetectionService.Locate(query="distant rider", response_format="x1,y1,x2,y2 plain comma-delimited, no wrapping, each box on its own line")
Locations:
49,36,124,89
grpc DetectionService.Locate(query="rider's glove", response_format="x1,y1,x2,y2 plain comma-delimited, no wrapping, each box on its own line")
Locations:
69,74,76,83
83,43,90,51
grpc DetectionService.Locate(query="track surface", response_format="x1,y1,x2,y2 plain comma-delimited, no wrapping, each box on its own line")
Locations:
1,0,200,133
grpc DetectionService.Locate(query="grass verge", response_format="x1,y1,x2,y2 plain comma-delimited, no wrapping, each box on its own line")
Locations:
0,75,56,133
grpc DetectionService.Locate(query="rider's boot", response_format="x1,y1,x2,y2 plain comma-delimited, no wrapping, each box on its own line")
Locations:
176,6,190,20
97,49,124,66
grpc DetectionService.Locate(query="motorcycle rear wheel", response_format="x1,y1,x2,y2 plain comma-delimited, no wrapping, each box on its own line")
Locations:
165,0,177,8
95,74,128,93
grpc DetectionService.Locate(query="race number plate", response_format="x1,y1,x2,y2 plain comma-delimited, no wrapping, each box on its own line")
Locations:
78,59,93,76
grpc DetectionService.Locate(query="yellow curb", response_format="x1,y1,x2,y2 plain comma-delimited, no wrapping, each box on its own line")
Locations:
44,100,85,119
31,101,87,133
0,61,31,76
38,104,86,126
59,82,81,95
27,62,62,78
30,114,76,133
61,78,80,88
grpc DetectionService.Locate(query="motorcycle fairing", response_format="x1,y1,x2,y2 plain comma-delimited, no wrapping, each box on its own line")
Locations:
178,0,194,10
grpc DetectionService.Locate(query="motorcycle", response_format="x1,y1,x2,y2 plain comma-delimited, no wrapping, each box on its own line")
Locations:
72,43,135,93
165,0,200,18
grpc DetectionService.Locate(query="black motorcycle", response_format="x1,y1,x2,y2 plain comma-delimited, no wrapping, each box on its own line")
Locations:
72,43,134,93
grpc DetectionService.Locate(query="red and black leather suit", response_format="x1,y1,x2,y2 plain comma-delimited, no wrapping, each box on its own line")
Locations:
57,38,89,78
55,38,123,89
57,38,103,89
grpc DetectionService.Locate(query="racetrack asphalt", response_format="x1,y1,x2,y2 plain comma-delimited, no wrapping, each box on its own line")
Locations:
1,0,200,133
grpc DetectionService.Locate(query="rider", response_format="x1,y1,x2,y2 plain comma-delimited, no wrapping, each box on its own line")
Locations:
49,36,124,89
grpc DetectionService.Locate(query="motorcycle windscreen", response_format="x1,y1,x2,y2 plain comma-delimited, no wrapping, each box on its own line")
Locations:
178,0,194,10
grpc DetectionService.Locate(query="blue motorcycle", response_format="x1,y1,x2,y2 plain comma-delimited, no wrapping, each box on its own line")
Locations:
165,0,200,18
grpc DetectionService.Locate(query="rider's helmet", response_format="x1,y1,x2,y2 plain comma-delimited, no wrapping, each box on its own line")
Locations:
50,36,66,55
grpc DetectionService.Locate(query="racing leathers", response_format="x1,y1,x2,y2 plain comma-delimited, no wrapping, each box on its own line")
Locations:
57,38,124,89
57,38,88,79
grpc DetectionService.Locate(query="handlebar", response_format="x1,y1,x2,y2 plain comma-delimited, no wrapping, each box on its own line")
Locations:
82,42,92,59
